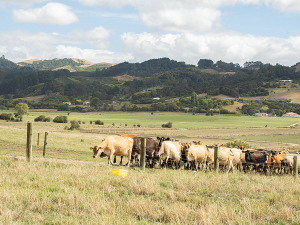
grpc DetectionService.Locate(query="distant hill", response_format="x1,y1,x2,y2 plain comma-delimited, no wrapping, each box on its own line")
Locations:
17,58,114,72
0,57,19,69
94,58,195,78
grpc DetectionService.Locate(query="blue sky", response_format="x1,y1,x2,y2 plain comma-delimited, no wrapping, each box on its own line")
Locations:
1,0,300,67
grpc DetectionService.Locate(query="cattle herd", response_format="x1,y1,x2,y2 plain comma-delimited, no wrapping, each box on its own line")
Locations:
90,134,300,174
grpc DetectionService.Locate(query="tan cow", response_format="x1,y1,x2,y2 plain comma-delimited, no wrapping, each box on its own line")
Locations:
206,146,235,172
118,134,137,138
158,141,182,167
186,144,208,171
90,136,133,167
281,156,300,174
223,147,245,171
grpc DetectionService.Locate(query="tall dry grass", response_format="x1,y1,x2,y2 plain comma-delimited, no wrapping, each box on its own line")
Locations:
1,157,300,224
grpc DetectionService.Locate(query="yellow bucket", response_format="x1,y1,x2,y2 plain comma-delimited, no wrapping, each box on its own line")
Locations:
112,169,128,177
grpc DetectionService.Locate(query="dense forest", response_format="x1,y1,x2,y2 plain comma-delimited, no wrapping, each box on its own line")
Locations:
0,57,299,115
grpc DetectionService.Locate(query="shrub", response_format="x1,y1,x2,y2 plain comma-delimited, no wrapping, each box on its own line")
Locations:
57,104,69,111
69,120,80,130
224,139,251,149
44,117,51,122
90,121,93,124
95,120,104,125
53,116,68,123
0,113,13,120
34,115,45,122
162,122,172,128
137,124,141,127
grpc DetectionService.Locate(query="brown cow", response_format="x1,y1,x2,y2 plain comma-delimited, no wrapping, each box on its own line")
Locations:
91,136,133,167
131,137,160,167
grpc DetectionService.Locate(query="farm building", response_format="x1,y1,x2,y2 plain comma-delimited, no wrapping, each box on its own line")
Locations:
282,112,300,118
253,113,268,117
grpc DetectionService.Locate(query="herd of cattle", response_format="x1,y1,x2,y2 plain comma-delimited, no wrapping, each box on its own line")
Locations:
90,134,300,174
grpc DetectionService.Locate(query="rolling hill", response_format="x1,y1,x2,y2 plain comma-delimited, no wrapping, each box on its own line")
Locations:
17,58,115,72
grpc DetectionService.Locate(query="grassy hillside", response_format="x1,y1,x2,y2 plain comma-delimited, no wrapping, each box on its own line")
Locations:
17,58,114,72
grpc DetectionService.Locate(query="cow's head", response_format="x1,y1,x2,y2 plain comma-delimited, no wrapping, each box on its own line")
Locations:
90,146,103,158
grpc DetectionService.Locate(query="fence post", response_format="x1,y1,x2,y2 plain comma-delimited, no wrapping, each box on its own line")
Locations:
43,132,48,157
37,133,40,146
140,138,146,170
26,122,32,162
293,156,298,179
214,145,219,172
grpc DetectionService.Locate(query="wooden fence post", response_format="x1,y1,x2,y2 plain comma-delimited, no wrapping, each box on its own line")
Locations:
43,132,48,157
214,145,219,172
140,138,146,170
37,133,40,146
26,122,32,162
293,156,298,179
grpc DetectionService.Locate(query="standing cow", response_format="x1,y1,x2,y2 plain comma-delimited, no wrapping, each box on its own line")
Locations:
186,144,208,171
158,141,182,169
91,136,133,167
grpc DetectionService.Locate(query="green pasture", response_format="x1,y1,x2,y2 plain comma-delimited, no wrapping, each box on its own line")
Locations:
235,133,300,145
1,110,299,129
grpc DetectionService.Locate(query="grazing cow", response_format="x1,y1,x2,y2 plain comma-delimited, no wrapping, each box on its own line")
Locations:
157,136,170,147
119,134,137,138
268,152,299,173
281,156,300,174
90,136,133,167
113,134,138,164
244,150,270,172
206,146,235,172
158,141,182,169
186,144,208,171
131,137,160,167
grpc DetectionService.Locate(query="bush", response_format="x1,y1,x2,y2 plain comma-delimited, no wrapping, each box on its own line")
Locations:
0,113,13,120
224,139,251,149
57,104,69,111
69,120,80,130
34,115,51,122
53,116,68,123
162,122,172,128
95,120,104,125
137,124,141,127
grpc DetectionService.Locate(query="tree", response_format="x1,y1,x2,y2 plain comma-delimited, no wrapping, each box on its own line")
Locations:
90,97,102,110
191,92,198,107
14,103,29,121
197,59,214,69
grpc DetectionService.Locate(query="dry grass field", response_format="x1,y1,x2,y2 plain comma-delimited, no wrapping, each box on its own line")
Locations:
1,110,300,224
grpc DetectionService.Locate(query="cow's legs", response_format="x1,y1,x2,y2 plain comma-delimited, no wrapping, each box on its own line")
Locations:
108,149,115,165
127,149,132,167
119,156,123,166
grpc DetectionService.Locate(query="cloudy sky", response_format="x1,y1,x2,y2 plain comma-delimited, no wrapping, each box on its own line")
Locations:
1,0,300,66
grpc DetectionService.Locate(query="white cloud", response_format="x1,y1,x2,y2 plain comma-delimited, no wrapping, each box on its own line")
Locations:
141,7,221,33
121,31,300,66
0,0,48,5
0,27,131,63
54,45,133,63
12,3,79,25
76,0,300,33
